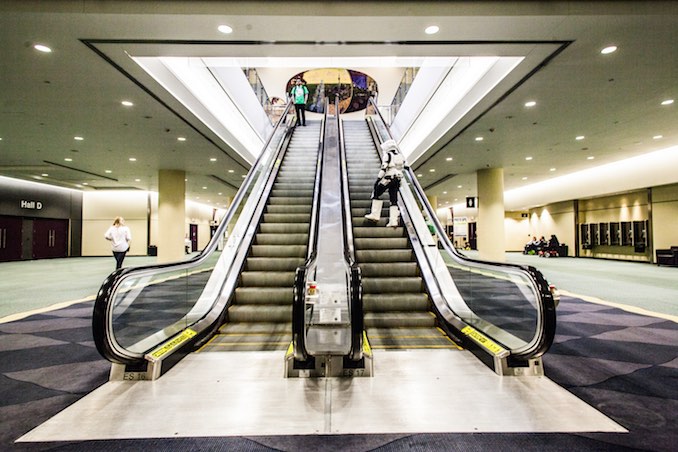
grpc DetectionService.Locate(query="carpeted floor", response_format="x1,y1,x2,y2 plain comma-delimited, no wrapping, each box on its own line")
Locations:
1,294,676,451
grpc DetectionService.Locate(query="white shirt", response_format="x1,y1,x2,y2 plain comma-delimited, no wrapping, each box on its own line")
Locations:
105,225,131,252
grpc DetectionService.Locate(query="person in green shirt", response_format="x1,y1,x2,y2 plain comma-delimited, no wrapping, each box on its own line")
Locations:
289,78,309,126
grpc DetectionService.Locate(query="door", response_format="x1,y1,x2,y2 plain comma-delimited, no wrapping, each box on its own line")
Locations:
189,224,198,253
468,222,477,250
33,218,69,259
0,216,23,262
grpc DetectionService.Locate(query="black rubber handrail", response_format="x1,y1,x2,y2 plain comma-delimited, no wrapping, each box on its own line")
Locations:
292,101,328,361
93,102,296,365
366,98,556,360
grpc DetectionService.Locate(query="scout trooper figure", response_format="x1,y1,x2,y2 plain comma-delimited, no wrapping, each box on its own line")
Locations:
364,139,405,227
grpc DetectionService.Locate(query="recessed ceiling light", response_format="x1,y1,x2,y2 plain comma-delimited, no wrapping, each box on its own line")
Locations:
202,186,207,190
64,158,72,162
549,168,556,172
41,173,49,177
417,174,423,177
129,157,137,161
242,175,246,178
576,135,585,140
34,44,52,53
522,177,528,180
429,169,435,172
446,157,453,161
218,192,223,196
218,25,233,34
653,135,663,140
524,101,537,108
210,158,217,162
105,170,112,173
82,182,89,186
228,169,235,173
121,100,134,107
443,191,447,194
661,99,674,106
177,137,186,142
135,179,141,182
424,25,439,35
74,136,84,141
587,156,595,160
525,156,533,161
601,45,617,55
475,136,484,141
457,185,463,189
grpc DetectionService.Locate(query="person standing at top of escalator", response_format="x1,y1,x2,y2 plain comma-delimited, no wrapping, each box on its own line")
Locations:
289,78,308,126
364,139,405,227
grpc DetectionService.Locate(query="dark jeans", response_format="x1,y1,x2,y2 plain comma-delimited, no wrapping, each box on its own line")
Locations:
113,251,127,269
372,177,400,204
294,103,306,126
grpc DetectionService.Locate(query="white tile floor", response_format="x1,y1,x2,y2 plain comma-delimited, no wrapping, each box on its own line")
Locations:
19,349,625,442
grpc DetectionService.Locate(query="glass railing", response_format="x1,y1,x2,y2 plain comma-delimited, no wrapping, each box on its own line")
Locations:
93,102,296,365
365,98,555,361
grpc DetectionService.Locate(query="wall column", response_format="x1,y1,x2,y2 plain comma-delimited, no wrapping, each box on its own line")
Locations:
477,167,506,262
158,169,185,263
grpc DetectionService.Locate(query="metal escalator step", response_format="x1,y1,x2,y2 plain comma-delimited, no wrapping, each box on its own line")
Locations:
362,276,424,293
255,233,308,245
234,287,294,303
271,189,314,197
355,237,409,249
266,205,312,214
365,327,457,349
363,293,429,311
267,197,312,205
228,305,292,322
259,223,309,234
262,213,311,223
219,322,292,334
361,262,419,277
364,312,436,328
356,249,413,263
351,217,391,227
250,244,306,257
246,257,305,271
205,333,291,351
351,199,394,209
353,226,402,238
240,271,295,287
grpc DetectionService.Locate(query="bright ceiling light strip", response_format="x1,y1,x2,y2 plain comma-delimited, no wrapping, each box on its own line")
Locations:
201,56,459,68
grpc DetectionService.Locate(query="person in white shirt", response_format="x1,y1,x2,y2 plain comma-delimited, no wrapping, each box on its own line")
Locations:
104,217,132,269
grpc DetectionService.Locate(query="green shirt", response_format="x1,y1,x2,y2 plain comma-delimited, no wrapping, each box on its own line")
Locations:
290,85,308,104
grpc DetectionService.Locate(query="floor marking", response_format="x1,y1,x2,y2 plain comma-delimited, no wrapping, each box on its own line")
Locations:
559,289,678,323
0,296,95,324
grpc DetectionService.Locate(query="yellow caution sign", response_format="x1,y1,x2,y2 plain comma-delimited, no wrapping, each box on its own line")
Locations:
461,326,506,356
147,328,197,362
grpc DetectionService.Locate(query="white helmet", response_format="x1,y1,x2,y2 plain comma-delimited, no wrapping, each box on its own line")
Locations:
380,139,398,153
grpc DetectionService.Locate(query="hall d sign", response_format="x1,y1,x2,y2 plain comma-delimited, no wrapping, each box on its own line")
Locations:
20,200,43,210
466,197,477,208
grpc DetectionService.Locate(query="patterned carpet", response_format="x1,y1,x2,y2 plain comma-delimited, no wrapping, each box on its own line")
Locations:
0,296,676,451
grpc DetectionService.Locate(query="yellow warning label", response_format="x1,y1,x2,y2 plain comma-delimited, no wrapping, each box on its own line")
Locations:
461,326,506,356
362,331,372,357
147,328,197,361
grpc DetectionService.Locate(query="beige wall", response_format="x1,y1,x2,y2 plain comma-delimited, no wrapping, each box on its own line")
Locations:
652,183,678,251
82,191,149,256
82,191,226,257
527,201,576,256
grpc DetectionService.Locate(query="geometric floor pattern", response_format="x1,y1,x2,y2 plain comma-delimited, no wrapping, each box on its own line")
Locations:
1,296,677,451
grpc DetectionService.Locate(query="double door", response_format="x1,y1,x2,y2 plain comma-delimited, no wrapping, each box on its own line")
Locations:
0,216,69,262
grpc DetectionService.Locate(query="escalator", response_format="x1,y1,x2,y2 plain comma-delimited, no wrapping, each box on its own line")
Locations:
343,120,457,350
200,122,322,352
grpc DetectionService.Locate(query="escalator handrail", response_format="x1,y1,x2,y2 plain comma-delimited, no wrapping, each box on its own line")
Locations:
292,102,328,361
366,98,555,360
94,102,296,365
336,97,364,361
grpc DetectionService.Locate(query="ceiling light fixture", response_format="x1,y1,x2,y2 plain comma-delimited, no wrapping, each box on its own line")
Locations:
446,157,453,161
417,174,423,177
524,101,537,107
576,135,585,140
218,25,233,34
522,177,528,180
550,168,556,172
177,137,186,142
475,136,484,141
425,25,440,35
653,135,663,140
135,179,140,182
457,185,462,188
525,156,533,161
661,99,674,106
210,158,217,162
105,170,112,173
34,44,52,53
601,45,618,55
121,100,134,107
41,173,49,177
429,169,435,172
202,186,207,190
129,157,137,161
64,158,72,162
587,156,595,160
228,169,234,173
74,136,84,141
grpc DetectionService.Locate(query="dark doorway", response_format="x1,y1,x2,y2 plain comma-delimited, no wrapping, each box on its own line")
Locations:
189,224,198,253
32,218,69,259
0,216,23,262
468,222,477,250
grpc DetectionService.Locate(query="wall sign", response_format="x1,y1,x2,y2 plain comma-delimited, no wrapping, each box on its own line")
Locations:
20,200,43,210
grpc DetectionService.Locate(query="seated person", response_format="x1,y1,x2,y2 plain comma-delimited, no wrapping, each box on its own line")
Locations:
524,236,539,254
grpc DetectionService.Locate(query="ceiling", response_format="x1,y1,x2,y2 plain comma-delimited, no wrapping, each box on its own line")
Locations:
1,1,677,212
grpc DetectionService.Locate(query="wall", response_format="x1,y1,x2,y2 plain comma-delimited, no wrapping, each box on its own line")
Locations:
527,201,576,256
82,191,149,256
651,183,678,250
